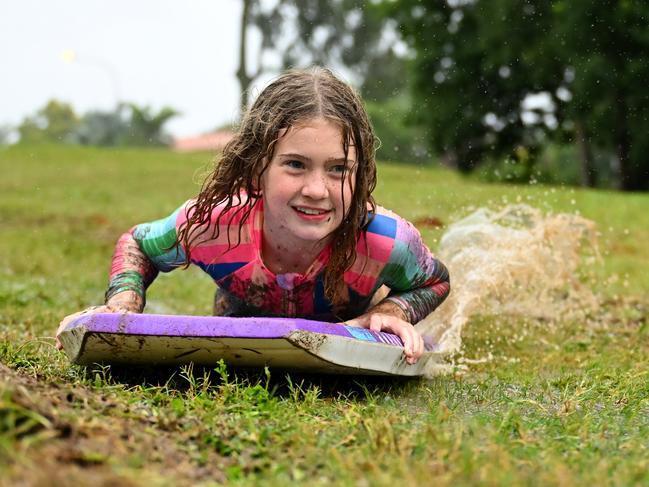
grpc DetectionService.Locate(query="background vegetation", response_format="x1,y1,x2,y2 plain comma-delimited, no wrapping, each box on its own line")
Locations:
15,100,178,147
6,1,648,191
240,0,649,189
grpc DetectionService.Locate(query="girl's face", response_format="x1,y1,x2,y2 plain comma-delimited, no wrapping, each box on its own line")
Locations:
260,117,356,249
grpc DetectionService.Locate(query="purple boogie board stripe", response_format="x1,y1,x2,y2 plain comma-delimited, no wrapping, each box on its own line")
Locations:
68,313,404,347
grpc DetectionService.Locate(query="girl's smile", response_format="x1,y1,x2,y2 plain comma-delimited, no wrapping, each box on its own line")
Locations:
260,117,356,272
293,206,332,220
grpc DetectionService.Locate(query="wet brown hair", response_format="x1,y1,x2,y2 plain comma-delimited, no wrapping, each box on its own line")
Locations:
177,67,377,304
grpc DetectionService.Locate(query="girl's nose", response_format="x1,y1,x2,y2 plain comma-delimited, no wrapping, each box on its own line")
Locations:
301,172,329,200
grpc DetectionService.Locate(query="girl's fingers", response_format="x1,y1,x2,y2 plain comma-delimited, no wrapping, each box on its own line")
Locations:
368,314,384,333
403,324,424,364
401,324,414,359
415,333,424,359
369,315,413,360
55,305,120,350
406,339,416,363
344,318,359,328
346,313,424,364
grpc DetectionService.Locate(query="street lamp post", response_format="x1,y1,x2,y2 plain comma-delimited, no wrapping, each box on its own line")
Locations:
60,49,122,105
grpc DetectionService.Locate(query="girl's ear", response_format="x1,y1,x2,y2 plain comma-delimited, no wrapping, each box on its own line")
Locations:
250,159,266,197
250,177,262,198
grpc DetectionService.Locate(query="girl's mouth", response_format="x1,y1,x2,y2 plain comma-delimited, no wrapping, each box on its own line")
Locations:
293,206,332,220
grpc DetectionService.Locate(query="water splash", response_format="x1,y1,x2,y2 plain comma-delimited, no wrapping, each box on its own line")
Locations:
419,204,600,376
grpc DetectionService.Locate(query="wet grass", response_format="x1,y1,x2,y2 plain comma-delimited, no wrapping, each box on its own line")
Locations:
1,145,648,486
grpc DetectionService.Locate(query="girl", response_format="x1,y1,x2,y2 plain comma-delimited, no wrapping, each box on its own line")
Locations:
57,67,450,364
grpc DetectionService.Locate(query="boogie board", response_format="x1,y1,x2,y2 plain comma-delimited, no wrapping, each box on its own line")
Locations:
58,313,442,376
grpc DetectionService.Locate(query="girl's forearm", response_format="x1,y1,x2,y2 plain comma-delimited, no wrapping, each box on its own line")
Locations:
105,290,144,312
385,259,451,323
105,231,158,309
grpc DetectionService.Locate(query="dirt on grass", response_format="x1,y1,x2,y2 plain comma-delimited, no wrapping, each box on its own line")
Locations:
0,364,226,486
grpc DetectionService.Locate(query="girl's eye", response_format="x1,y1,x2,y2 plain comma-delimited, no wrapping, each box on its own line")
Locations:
330,164,347,175
285,160,305,170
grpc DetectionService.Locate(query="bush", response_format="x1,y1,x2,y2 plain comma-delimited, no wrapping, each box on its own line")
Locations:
477,143,617,188
365,96,430,164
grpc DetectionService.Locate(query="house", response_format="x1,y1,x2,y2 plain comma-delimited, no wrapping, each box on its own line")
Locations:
172,130,234,152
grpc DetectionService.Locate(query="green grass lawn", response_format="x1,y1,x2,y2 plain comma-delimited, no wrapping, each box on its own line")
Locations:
1,145,648,486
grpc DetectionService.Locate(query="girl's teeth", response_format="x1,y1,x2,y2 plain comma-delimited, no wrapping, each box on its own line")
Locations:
297,207,325,215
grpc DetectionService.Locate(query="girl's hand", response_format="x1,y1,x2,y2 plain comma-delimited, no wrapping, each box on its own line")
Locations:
55,298,138,350
345,313,425,365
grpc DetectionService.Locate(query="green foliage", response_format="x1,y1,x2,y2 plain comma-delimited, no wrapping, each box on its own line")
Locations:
250,0,406,98
366,95,430,164
16,100,178,147
120,104,178,147
384,0,558,172
476,143,615,187
535,144,615,187
382,0,649,190
74,106,129,146
248,1,425,165
17,100,79,144
551,0,649,190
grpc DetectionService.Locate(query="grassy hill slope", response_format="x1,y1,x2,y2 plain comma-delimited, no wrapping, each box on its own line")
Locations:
1,145,648,486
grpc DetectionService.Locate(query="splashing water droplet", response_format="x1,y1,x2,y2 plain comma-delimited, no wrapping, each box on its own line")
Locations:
420,204,599,377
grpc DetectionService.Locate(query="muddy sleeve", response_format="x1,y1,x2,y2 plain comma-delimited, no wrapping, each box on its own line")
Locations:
380,218,450,323
105,205,187,303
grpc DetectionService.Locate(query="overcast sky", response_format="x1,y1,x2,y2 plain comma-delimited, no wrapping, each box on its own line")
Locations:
0,0,266,137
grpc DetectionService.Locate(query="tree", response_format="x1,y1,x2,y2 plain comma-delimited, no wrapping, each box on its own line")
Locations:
383,0,649,190
236,1,429,162
237,0,258,112
121,104,178,147
237,0,408,110
18,100,79,144
77,103,178,147
552,1,649,190
16,100,177,147
384,0,561,172
74,105,131,147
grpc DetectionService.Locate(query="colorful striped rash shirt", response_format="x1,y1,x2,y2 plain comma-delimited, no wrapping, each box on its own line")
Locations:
109,198,450,323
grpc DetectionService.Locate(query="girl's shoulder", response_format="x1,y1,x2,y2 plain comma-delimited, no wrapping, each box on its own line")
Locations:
357,204,425,259
356,205,403,258
364,205,413,242
347,206,423,293
175,195,261,248
176,195,259,226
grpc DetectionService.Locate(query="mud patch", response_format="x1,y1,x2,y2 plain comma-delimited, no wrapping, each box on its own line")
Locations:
0,364,227,486
413,216,444,229
288,331,327,354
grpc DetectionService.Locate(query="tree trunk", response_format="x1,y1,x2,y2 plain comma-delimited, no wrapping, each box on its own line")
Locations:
614,90,633,190
574,119,597,187
237,0,253,116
